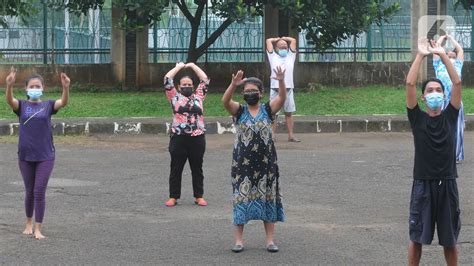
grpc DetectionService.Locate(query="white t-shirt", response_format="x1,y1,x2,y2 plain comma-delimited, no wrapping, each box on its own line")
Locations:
267,50,296,89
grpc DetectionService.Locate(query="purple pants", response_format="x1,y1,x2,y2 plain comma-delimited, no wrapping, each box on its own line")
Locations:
18,160,55,223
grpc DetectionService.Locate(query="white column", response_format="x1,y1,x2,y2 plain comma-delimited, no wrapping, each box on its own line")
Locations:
64,0,70,64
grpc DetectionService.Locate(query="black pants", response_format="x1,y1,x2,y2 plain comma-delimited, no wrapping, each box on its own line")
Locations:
168,134,206,199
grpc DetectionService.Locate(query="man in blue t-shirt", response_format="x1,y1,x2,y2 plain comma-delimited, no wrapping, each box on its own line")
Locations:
405,38,462,265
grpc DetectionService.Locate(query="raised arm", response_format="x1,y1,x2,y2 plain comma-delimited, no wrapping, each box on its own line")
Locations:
266,37,280,53
5,66,19,111
269,66,287,114
406,39,430,109
165,62,186,80
185,62,208,82
433,35,447,60
447,35,464,61
281,36,297,52
429,41,462,109
54,73,70,111
222,70,244,116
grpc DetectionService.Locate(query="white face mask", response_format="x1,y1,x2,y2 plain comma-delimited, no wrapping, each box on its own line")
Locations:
449,58,456,65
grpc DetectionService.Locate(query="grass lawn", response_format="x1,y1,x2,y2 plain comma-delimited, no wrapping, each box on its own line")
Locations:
1,86,473,119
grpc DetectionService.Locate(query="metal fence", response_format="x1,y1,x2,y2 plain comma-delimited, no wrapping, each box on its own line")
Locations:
1,2,473,64
0,4,111,64
148,6,263,63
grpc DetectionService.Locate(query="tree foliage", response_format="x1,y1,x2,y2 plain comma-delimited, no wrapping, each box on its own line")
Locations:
2,0,402,61
0,0,36,28
454,0,474,9
280,0,401,51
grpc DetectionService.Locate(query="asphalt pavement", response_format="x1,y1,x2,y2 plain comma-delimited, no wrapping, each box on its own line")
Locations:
0,132,473,265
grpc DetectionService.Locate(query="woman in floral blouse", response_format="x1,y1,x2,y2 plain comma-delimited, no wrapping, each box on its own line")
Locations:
163,62,209,207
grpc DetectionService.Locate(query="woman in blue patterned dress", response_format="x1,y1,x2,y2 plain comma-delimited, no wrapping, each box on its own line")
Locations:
433,35,464,162
222,67,286,253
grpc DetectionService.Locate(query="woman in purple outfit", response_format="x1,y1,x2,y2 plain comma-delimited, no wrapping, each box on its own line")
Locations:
5,67,70,240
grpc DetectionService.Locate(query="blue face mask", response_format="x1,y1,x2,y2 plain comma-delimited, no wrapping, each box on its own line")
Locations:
278,49,288,57
27,88,43,101
425,92,444,110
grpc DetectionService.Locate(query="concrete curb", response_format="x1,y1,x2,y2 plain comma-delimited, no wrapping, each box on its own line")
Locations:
1,115,473,136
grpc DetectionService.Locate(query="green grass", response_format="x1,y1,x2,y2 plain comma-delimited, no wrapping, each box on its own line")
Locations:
1,86,474,119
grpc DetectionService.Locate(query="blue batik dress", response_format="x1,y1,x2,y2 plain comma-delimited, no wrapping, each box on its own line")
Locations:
231,102,285,225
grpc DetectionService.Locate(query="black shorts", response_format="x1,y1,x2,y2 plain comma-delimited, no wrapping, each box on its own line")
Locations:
409,179,461,247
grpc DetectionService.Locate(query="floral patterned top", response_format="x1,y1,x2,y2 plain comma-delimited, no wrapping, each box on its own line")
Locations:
165,77,208,136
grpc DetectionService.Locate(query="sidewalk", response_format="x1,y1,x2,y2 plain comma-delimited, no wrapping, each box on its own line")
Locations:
1,115,473,136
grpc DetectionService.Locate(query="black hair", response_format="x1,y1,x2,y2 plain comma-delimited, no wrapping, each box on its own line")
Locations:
243,77,264,93
25,74,44,87
176,74,196,87
421,78,445,94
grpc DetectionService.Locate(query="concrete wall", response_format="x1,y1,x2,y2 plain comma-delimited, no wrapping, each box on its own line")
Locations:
144,62,413,91
0,64,116,89
1,61,474,91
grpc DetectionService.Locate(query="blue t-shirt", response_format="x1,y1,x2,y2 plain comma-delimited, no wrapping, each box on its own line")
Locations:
14,100,58,161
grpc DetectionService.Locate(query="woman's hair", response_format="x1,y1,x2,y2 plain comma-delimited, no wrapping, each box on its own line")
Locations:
421,78,445,94
177,75,196,86
25,74,44,87
243,77,264,93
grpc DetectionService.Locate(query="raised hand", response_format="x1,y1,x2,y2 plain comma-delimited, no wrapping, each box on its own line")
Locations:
6,66,17,87
436,35,447,46
176,62,186,69
428,39,445,55
417,38,431,56
272,66,286,81
231,70,246,86
60,73,70,89
184,62,195,68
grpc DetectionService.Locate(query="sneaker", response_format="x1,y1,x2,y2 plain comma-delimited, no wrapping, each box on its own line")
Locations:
165,198,177,207
194,198,208,206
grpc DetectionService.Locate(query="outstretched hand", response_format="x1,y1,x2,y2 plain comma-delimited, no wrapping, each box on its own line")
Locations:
61,73,70,89
231,70,246,86
271,66,286,81
417,38,431,56
6,66,17,87
428,39,445,55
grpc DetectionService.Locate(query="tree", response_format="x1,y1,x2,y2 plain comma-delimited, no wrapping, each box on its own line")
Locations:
454,0,474,9
0,0,36,28
3,0,401,62
280,0,401,52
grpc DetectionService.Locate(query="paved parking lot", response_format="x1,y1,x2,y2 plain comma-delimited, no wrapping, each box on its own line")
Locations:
0,132,472,264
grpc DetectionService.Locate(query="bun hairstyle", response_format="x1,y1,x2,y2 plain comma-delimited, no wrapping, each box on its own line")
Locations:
243,77,264,93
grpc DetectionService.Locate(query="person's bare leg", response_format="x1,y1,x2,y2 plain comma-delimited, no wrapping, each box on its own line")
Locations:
285,113,299,142
408,240,422,266
444,246,458,266
34,223,45,240
22,217,33,235
263,222,275,245
234,225,244,245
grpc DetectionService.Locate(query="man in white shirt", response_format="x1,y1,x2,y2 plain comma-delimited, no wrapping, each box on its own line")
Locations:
266,36,300,142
